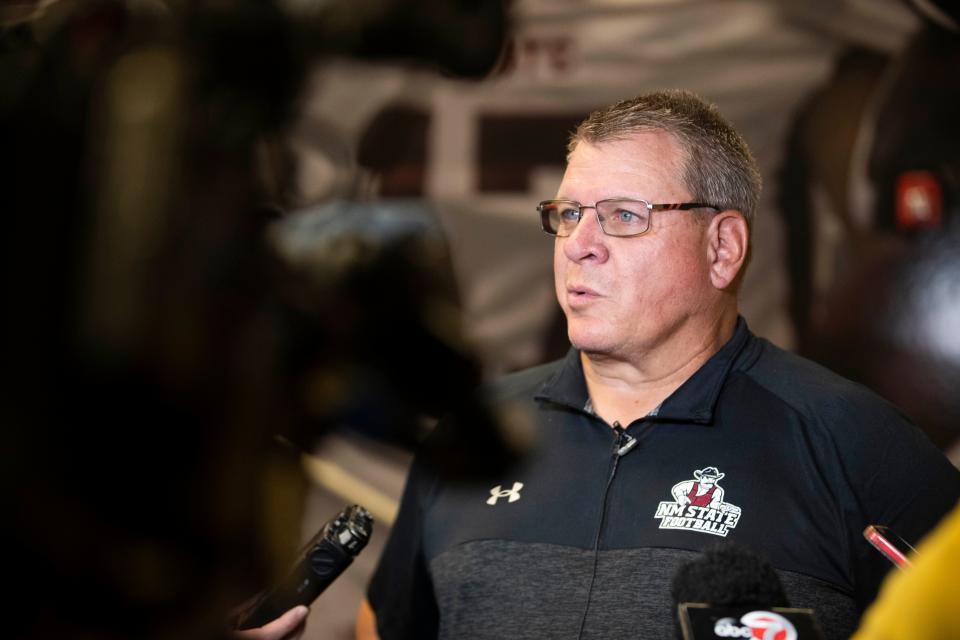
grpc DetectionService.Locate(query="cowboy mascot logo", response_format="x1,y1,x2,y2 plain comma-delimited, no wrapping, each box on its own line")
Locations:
654,467,742,537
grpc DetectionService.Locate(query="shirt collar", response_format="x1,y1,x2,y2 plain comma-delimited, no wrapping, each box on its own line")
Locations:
534,316,755,424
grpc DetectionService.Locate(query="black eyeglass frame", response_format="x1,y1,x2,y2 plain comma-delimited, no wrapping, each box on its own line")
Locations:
538,198,721,237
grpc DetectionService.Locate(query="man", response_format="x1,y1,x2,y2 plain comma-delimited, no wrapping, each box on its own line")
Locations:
357,90,960,639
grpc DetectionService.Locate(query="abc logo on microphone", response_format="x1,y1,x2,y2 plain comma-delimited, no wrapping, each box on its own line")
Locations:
678,604,823,640
713,611,796,639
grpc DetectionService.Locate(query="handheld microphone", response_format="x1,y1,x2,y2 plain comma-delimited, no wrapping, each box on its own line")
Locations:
234,504,373,630
671,542,790,611
671,542,823,639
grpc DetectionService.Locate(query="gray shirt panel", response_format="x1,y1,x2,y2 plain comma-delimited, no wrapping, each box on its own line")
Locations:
430,540,858,639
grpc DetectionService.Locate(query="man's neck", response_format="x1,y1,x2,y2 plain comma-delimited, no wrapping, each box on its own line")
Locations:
581,310,737,427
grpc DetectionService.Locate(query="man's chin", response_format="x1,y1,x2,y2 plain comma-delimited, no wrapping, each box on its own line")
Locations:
568,330,616,357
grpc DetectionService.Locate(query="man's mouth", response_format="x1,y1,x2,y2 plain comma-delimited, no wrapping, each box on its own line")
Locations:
567,285,601,298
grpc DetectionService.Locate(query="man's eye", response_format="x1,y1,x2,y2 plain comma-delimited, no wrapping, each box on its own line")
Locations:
559,208,580,221
615,209,641,223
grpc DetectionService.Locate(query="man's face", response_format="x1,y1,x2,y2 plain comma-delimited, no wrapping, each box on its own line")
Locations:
553,131,716,360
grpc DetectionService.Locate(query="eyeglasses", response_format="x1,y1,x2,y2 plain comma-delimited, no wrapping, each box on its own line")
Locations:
538,199,720,238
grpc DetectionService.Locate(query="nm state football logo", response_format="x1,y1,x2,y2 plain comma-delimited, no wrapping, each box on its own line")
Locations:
654,467,742,537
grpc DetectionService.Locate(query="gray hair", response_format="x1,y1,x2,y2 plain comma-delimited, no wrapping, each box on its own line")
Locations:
568,90,762,229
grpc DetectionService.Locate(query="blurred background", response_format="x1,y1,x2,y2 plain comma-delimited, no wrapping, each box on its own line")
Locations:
2,0,957,638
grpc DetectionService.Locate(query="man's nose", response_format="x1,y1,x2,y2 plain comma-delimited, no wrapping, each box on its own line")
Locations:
561,206,609,263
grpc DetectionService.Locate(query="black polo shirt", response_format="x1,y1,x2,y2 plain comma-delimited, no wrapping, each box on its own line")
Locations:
369,318,960,639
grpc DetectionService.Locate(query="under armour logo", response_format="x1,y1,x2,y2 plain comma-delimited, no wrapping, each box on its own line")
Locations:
486,481,523,505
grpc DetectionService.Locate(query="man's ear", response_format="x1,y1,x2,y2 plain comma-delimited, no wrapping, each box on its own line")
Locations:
706,210,749,290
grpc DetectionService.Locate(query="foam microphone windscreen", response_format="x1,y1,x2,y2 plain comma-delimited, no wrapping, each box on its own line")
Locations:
671,542,789,637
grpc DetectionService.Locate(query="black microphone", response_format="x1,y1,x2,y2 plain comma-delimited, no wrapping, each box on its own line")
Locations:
671,542,789,612
670,542,823,639
234,504,373,630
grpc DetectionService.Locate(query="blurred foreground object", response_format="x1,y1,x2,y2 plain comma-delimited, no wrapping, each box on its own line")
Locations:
852,502,960,640
268,200,522,478
269,200,474,447
1,0,511,636
2,2,308,638
814,223,960,451
777,0,960,450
